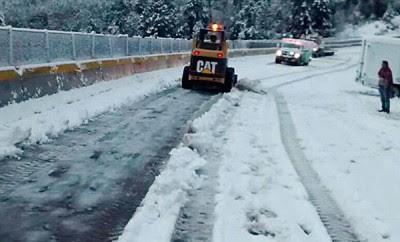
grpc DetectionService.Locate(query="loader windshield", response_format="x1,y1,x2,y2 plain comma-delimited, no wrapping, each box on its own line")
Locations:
198,29,225,50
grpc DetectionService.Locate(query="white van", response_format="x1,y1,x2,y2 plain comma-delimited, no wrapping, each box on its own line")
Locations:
275,38,314,66
356,36,400,96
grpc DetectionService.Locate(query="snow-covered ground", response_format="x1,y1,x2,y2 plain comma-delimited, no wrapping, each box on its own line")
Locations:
119,47,400,242
0,67,183,160
281,63,400,241
2,47,399,241
337,16,400,38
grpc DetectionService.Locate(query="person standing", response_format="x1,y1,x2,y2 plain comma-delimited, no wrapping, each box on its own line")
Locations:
378,60,393,114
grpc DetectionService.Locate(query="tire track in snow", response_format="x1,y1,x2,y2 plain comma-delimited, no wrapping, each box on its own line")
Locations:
238,56,361,241
169,54,359,242
171,94,240,242
274,91,360,242
270,62,361,242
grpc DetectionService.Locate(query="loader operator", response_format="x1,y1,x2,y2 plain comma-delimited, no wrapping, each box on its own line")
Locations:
378,60,393,114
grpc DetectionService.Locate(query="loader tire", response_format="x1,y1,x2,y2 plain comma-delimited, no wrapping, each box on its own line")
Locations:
223,68,234,93
182,66,192,89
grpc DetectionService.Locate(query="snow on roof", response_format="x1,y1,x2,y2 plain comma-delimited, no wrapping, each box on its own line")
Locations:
282,38,315,47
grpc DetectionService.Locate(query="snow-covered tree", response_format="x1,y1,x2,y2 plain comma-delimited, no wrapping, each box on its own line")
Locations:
0,12,6,26
290,1,313,38
311,0,333,37
357,0,373,19
232,0,262,40
256,0,286,39
270,0,292,36
383,1,398,22
177,0,209,39
373,0,389,18
103,0,138,36
105,0,129,35
138,0,177,37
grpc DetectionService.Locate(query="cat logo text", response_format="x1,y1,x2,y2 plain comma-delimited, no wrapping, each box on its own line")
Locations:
196,60,218,74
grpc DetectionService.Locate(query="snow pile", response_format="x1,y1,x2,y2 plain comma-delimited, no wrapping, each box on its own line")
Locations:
337,16,400,38
118,92,240,242
118,147,206,242
0,67,182,159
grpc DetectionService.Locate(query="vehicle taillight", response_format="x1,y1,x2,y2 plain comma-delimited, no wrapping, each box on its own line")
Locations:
217,53,223,58
194,51,200,56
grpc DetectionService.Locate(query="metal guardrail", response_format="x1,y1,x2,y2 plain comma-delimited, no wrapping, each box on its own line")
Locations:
0,27,279,68
325,38,362,48
228,39,279,49
0,26,361,68
0,27,193,67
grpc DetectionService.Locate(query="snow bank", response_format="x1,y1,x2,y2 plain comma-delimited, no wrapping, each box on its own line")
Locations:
118,147,206,242
118,90,241,242
0,67,182,159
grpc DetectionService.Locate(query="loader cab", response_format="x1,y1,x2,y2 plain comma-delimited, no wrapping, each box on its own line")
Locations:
181,23,237,92
197,29,225,50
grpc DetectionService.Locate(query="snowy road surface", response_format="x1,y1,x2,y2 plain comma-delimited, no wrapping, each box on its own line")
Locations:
0,88,219,241
1,48,399,242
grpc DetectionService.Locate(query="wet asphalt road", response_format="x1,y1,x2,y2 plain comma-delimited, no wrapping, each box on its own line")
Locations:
0,87,217,242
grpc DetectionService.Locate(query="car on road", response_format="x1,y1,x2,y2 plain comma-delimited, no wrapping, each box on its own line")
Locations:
181,23,237,92
275,38,313,66
308,37,335,58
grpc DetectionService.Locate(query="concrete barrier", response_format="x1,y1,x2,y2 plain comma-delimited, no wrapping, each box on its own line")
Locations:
0,49,275,107
0,68,24,105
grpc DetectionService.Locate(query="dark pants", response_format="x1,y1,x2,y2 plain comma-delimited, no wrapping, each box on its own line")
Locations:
379,85,390,112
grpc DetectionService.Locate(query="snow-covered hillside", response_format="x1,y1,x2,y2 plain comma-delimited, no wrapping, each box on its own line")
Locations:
338,16,400,38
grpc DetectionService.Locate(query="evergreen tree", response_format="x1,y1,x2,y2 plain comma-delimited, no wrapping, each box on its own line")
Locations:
105,0,129,35
228,1,245,40
256,0,283,39
383,1,397,22
290,1,313,38
373,0,388,18
311,0,333,37
138,0,177,37
236,0,262,39
357,0,373,19
103,0,138,36
272,0,292,36
0,12,6,26
177,0,209,39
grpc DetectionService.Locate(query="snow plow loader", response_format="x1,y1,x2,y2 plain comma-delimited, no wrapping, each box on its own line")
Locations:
182,23,237,92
